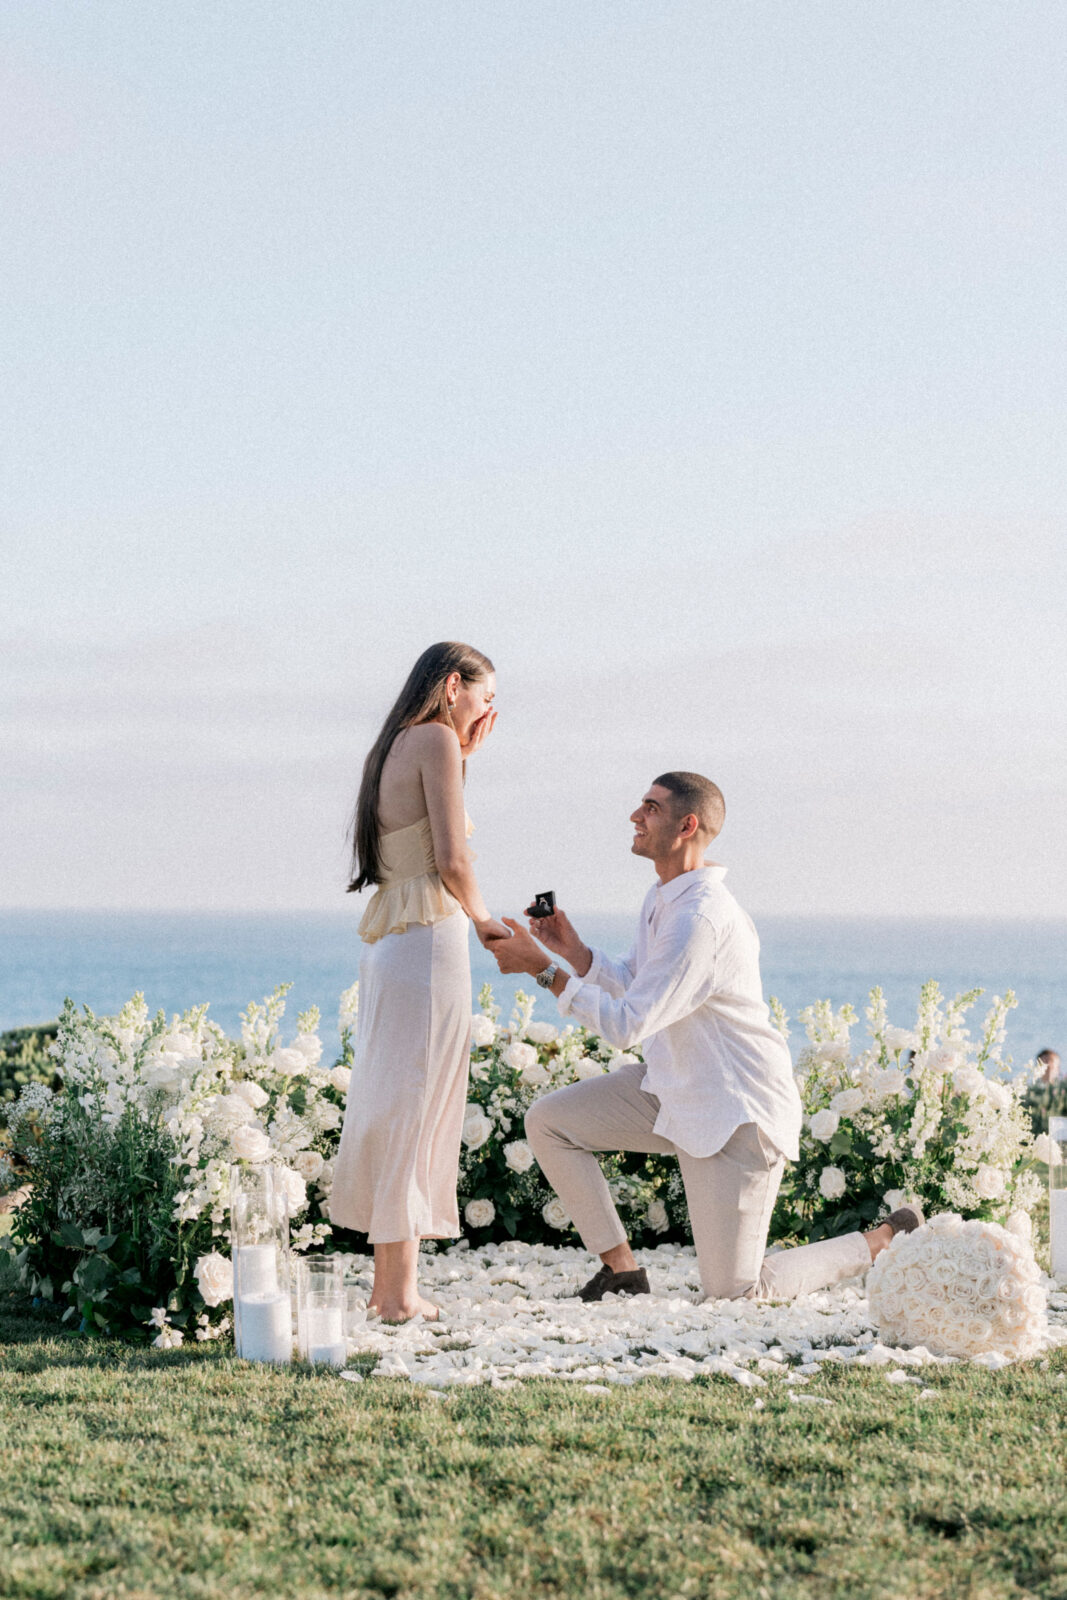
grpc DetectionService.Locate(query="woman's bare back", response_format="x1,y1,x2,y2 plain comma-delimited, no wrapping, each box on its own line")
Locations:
377,725,438,833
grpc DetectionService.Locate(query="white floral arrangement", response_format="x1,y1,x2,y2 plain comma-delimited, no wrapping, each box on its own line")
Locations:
867,1213,1048,1360
769,982,1043,1247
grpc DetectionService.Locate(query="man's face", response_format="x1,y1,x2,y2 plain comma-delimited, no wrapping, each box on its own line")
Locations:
629,785,681,860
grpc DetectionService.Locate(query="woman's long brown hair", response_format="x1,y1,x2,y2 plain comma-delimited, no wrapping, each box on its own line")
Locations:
347,641,494,893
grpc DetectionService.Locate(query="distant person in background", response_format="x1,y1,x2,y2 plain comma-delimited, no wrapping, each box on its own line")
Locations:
1037,1049,1061,1085
331,642,509,1323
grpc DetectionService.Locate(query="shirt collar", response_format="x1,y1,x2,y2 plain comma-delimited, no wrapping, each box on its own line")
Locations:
655,862,727,903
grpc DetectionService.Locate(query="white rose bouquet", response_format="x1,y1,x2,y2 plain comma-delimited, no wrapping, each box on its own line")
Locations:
769,983,1042,1248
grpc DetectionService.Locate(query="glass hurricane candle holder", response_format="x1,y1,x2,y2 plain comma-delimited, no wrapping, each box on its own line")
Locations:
293,1255,346,1362
230,1165,292,1365
1049,1116,1067,1282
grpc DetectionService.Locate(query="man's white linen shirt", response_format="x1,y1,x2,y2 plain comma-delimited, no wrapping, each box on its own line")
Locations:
556,866,802,1161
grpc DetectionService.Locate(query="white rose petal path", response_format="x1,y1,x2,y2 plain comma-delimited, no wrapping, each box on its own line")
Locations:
335,1239,1067,1393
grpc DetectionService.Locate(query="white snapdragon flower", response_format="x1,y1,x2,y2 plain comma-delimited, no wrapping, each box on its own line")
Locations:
464,1198,495,1229
153,1325,184,1351
503,1140,535,1174
470,1014,496,1048
818,1166,846,1200
293,1149,325,1183
231,1080,270,1110
338,982,360,1032
829,1088,865,1116
230,1124,272,1163
645,1199,669,1233
542,1197,571,1230
525,1022,559,1046
194,1251,234,1307
328,1065,351,1095
813,1041,850,1063
461,1105,494,1151
809,1109,840,1143
148,1306,169,1329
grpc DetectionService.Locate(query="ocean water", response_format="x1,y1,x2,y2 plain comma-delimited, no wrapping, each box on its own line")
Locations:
1,910,1063,1071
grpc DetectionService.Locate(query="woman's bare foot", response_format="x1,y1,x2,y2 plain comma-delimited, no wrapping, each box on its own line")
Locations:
368,1293,440,1325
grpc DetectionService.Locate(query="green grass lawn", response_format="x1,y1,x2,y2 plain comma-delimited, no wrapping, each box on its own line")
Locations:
2,1285,1066,1600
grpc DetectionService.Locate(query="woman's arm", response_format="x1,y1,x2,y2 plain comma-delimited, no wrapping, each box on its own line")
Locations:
417,724,507,943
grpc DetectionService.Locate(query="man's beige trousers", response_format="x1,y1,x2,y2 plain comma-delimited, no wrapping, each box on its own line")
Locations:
525,1060,871,1300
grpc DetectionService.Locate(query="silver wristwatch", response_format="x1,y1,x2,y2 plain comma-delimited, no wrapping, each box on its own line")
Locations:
535,962,559,990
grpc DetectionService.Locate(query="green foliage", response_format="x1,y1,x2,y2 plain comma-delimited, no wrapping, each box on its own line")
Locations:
0,1021,58,1119
1022,1079,1067,1138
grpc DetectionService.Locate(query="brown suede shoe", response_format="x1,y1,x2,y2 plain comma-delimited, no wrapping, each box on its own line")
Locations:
577,1264,651,1302
886,1204,924,1236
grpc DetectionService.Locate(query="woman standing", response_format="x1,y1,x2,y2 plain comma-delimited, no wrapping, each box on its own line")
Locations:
330,642,506,1321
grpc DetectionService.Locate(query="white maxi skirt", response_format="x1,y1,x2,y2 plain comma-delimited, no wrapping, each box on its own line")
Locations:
329,910,471,1242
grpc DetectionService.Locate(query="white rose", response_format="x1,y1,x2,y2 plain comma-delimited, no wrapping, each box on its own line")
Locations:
952,1063,986,1098
521,1059,551,1088
542,1197,571,1230
291,1033,323,1067
607,1052,642,1069
464,1198,495,1229
293,1149,325,1182
503,1140,535,1174
194,1251,234,1307
504,1042,538,1074
230,1123,272,1163
871,1068,906,1097
974,1164,1006,1200
883,1190,906,1212
830,1089,864,1116
461,1105,494,1151
1032,1133,1056,1165
270,1047,308,1074
317,1160,335,1189
231,1080,269,1110
276,1165,308,1215
328,1065,351,1095
470,1014,496,1048
883,1027,918,1054
645,1198,669,1233
573,1056,605,1081
809,1109,840,1143
818,1166,846,1200
525,1022,559,1045
210,1094,256,1131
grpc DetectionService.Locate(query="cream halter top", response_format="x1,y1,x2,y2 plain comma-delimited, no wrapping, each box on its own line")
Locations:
357,814,473,944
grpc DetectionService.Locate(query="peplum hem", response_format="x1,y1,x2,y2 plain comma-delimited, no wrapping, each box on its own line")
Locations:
357,871,463,944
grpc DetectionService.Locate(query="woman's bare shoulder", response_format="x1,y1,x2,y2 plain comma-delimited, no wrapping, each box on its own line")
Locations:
403,721,457,751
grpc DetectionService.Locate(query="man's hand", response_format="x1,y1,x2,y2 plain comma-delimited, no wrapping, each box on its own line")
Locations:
529,907,591,976
484,918,548,976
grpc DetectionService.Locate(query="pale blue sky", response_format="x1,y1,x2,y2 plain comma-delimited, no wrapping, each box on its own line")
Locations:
3,3,1065,916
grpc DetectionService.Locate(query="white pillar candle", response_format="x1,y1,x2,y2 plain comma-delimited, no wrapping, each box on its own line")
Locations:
306,1301,346,1366
236,1243,278,1299
237,1293,292,1363
1050,1189,1067,1281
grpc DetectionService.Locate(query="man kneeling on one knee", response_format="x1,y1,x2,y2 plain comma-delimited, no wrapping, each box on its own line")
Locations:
486,772,921,1303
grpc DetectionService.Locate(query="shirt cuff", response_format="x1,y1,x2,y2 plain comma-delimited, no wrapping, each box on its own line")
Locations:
557,975,584,1015
582,946,605,987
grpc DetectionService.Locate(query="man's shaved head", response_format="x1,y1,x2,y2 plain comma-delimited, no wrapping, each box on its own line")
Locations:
652,772,725,840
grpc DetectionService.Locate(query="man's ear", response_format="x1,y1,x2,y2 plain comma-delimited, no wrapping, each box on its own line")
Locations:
679,812,700,840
